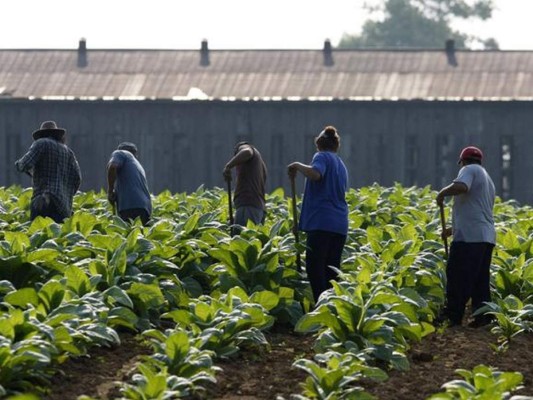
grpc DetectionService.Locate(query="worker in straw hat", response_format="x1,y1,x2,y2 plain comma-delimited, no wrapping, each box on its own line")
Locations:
436,146,496,328
15,120,82,223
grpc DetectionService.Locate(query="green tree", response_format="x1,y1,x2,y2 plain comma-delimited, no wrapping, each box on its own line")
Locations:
338,0,498,49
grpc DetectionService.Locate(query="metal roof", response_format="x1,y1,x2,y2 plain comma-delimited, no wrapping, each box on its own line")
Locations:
1,47,533,100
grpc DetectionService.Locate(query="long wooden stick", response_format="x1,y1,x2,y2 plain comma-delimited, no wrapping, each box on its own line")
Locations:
226,179,234,226
290,175,302,270
439,203,449,259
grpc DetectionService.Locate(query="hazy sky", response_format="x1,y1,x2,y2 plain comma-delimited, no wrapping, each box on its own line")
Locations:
1,0,531,50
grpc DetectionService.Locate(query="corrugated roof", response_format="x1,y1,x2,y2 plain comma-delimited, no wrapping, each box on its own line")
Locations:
1,48,533,100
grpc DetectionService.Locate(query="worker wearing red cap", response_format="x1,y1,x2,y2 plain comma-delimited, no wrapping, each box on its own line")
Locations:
436,146,496,328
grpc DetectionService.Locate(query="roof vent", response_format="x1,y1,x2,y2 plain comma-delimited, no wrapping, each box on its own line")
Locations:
200,39,210,66
78,38,88,68
323,39,334,66
445,39,458,67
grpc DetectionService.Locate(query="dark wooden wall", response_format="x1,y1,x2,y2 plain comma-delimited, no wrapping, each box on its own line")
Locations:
1,99,531,204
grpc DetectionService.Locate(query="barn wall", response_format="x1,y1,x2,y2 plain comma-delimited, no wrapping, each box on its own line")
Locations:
0,99,531,204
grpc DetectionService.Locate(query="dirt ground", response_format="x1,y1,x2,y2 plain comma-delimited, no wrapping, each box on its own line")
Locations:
43,333,151,400
40,326,533,400
366,326,533,400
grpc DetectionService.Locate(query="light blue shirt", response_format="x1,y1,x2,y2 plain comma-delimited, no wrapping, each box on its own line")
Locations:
299,151,348,235
452,164,495,244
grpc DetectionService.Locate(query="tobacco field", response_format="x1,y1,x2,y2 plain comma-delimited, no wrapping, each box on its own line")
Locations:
0,184,532,399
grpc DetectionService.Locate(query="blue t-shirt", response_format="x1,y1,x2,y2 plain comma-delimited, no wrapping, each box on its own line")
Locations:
109,150,152,214
299,151,348,235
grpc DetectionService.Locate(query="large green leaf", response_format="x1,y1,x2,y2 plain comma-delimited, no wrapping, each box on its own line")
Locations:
64,265,92,296
4,232,31,254
183,213,200,235
208,249,241,276
27,248,61,263
127,282,165,309
0,257,45,289
295,310,342,335
250,291,279,311
4,288,39,308
166,330,190,362
38,280,65,314
103,286,134,308
109,242,128,276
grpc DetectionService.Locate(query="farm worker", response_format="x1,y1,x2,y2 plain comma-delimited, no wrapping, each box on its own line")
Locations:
436,146,496,328
107,142,152,225
223,141,267,226
287,126,349,303
15,121,81,223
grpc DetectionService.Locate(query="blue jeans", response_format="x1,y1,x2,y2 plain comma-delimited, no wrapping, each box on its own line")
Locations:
305,230,346,303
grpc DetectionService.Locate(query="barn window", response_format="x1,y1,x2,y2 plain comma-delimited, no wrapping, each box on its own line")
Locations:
500,135,513,200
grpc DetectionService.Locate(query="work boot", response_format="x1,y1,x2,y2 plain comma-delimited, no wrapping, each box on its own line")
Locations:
468,314,493,328
434,312,461,327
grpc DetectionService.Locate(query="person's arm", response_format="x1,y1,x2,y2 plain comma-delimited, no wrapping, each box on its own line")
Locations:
15,141,43,176
107,162,119,204
223,145,254,181
436,182,468,206
287,162,321,181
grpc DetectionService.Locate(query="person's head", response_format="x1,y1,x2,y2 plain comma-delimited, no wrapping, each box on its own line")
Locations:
32,121,66,143
118,142,138,157
233,141,251,155
458,146,483,166
315,125,340,152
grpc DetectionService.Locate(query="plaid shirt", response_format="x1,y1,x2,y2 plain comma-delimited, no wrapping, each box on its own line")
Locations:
16,138,82,219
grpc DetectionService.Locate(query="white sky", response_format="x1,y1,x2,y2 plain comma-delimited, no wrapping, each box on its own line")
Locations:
0,0,531,50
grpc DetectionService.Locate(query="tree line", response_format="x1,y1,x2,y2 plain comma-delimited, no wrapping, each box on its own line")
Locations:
338,0,498,49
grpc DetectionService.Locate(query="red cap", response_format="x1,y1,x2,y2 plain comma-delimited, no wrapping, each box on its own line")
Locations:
458,146,483,164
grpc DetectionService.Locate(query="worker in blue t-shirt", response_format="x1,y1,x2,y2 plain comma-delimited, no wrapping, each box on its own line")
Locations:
288,126,349,303
107,142,152,225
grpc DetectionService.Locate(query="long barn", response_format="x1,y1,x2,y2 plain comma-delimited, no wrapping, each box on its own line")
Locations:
1,40,532,203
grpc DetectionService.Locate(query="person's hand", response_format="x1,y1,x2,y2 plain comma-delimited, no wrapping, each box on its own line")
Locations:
287,162,299,179
223,165,232,181
441,227,452,240
33,193,51,212
108,190,117,205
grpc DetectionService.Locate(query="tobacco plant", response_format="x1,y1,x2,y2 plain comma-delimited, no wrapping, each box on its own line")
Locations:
428,365,525,400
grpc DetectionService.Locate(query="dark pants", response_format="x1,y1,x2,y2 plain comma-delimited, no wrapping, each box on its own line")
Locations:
30,196,65,223
305,230,347,303
444,241,494,324
234,206,265,226
119,208,150,226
